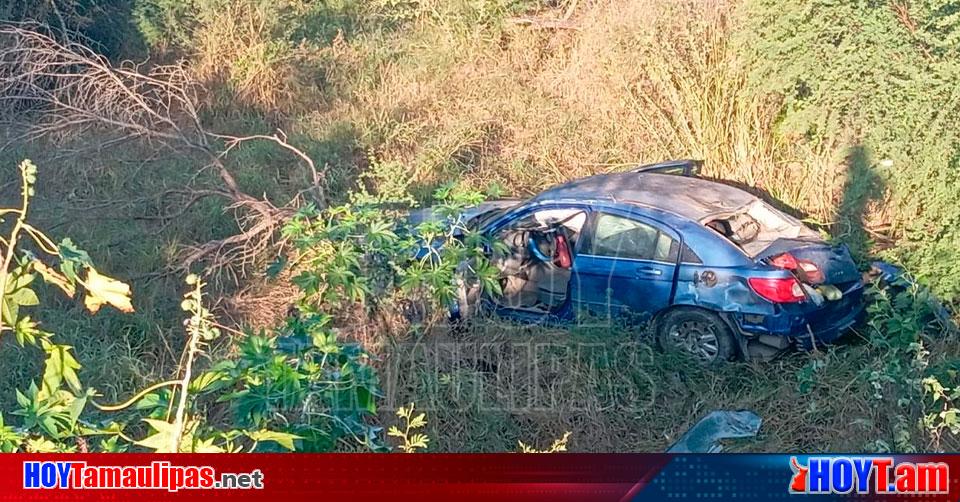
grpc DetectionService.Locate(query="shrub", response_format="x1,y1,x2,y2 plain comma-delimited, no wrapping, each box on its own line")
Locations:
862,273,959,451
738,0,960,301
0,160,384,452
133,0,200,53
279,157,502,335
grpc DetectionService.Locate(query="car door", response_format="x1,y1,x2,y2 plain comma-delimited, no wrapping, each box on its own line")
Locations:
631,159,702,177
571,210,680,320
481,202,591,321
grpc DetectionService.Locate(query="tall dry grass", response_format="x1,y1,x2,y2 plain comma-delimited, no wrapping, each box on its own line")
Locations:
190,0,319,115
297,0,847,224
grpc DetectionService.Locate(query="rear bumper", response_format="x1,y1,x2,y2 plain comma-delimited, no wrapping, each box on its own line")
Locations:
793,295,866,347
732,281,866,346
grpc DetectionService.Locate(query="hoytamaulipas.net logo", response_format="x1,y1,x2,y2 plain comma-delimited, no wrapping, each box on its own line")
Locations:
789,456,948,495
24,461,264,492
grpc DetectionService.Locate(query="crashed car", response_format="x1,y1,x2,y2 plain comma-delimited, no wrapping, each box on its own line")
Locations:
414,160,866,363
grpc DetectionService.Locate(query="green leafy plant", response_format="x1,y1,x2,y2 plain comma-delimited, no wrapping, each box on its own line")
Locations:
518,432,572,453
128,275,373,452
860,273,957,451
1,160,313,453
921,376,960,446
187,311,383,452
280,161,502,331
2,157,468,454
388,403,429,453
0,160,136,452
740,0,960,302
129,274,237,453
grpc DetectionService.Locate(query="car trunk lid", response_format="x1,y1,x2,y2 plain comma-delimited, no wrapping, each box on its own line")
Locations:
758,238,861,286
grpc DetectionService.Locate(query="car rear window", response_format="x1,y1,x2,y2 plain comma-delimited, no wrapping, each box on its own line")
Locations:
704,200,820,257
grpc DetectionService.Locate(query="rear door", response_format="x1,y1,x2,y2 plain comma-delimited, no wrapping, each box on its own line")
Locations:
572,210,679,320
631,159,702,177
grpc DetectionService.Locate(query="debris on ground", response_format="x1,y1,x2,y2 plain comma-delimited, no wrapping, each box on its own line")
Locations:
667,410,762,453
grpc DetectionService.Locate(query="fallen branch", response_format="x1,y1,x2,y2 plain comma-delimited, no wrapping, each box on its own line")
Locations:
0,23,315,272
214,129,326,207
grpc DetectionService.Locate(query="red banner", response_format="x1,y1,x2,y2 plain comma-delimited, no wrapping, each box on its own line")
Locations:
7,453,669,501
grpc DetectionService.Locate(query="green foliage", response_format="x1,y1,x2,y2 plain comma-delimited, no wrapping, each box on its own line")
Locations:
859,273,957,451
1,161,372,453
133,0,200,51
739,0,960,301
8,0,960,455
281,158,501,321
111,274,380,453
388,403,429,452
1,155,496,453
152,160,497,452
0,160,136,452
189,315,383,451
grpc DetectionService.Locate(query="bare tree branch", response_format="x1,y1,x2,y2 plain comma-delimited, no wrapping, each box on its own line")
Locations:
213,129,326,207
0,23,318,272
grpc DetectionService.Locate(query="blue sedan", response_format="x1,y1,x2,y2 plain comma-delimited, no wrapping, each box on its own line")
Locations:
435,162,865,363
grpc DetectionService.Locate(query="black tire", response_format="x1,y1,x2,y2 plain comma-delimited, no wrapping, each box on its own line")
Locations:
656,308,737,365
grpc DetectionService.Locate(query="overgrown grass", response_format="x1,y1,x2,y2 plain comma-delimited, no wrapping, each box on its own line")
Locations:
383,315,960,452
0,143,244,409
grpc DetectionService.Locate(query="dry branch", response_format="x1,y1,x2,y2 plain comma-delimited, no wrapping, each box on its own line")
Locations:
0,24,318,272
214,129,326,207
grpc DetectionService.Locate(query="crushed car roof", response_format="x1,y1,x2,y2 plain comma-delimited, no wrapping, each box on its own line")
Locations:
531,172,758,220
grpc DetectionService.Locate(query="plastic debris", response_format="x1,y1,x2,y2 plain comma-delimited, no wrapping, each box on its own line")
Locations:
667,410,762,453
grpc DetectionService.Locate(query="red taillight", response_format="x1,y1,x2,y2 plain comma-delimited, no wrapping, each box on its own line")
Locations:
797,261,825,283
748,277,805,303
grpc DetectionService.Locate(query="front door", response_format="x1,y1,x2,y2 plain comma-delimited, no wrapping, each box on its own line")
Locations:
484,204,590,322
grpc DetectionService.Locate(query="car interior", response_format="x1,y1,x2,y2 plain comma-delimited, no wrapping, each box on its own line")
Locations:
491,209,586,312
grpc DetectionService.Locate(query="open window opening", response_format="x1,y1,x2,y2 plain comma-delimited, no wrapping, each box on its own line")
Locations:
491,209,587,312
702,200,863,297
702,200,819,258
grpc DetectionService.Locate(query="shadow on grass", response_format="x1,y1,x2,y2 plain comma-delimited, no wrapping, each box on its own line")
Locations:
837,145,886,261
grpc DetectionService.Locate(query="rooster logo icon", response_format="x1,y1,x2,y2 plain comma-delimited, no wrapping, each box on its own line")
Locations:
789,457,808,493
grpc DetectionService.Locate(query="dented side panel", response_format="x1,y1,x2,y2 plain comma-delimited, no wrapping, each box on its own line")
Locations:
673,265,773,314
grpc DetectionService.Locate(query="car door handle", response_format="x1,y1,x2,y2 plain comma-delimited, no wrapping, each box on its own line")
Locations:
636,266,662,276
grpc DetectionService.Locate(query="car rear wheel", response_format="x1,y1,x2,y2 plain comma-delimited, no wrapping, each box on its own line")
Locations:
656,308,737,364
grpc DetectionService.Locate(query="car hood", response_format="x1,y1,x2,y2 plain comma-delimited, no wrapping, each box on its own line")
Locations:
407,199,522,228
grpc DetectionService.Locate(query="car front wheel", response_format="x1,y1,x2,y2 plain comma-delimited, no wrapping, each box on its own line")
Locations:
656,308,737,365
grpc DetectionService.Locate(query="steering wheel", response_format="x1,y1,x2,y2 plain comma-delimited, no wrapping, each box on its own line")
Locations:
526,232,552,262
